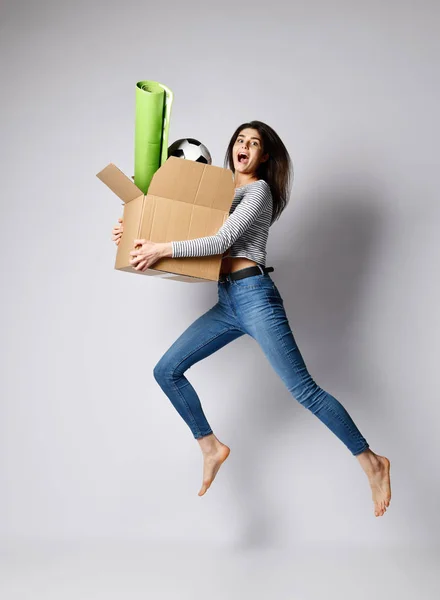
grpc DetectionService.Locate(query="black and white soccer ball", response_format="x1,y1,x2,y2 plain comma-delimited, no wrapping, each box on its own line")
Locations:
167,138,212,164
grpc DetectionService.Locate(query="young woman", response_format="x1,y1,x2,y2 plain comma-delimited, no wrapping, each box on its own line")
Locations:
111,121,391,517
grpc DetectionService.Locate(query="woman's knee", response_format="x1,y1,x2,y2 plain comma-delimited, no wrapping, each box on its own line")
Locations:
153,349,185,386
294,377,325,410
153,354,173,386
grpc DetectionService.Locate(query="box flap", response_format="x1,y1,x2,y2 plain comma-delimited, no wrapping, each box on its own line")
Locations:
96,163,144,204
147,157,235,211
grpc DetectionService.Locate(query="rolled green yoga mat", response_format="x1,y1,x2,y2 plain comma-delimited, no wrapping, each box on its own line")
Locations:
134,80,174,194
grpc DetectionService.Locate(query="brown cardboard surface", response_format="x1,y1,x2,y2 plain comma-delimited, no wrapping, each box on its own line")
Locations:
97,157,235,282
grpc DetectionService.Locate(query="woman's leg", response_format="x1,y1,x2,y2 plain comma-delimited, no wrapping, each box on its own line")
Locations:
232,277,391,515
240,281,370,456
153,298,244,496
153,302,244,439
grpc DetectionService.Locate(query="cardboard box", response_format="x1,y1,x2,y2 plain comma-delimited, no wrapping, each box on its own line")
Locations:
97,157,235,282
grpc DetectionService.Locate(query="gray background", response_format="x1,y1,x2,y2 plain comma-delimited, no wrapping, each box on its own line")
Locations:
1,0,439,598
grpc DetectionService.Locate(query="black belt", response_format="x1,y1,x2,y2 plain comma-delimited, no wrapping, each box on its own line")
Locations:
219,264,274,282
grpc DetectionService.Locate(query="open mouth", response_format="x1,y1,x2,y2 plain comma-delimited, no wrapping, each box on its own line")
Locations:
237,152,249,163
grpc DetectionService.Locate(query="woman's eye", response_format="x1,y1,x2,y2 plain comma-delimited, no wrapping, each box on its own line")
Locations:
236,139,259,146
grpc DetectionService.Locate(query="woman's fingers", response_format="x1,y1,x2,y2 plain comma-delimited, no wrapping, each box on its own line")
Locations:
112,231,123,244
112,219,124,245
134,260,147,271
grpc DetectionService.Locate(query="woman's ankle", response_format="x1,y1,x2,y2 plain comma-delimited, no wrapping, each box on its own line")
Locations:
197,432,220,453
356,448,382,471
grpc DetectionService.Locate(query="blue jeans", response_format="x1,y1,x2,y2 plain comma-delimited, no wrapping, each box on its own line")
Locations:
153,270,369,456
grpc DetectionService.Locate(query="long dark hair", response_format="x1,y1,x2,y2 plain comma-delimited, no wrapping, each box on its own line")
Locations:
223,120,293,225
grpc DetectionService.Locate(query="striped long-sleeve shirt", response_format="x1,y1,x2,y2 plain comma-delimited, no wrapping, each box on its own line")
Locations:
171,179,273,266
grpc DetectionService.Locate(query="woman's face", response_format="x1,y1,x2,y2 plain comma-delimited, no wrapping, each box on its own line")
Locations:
233,128,269,176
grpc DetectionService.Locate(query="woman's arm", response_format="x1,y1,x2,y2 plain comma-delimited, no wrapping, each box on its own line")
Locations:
171,181,272,258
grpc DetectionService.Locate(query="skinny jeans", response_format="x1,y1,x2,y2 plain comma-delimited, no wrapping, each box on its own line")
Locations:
153,271,369,456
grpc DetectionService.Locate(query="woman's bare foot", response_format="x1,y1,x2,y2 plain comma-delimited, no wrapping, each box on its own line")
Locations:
356,448,391,517
196,433,230,496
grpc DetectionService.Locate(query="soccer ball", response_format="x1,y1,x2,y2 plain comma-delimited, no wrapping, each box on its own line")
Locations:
167,138,212,164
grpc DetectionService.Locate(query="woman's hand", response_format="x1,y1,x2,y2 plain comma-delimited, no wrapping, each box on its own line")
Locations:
129,239,172,272
111,218,123,246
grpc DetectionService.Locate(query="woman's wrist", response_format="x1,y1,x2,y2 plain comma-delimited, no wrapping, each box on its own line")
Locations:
160,242,174,258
